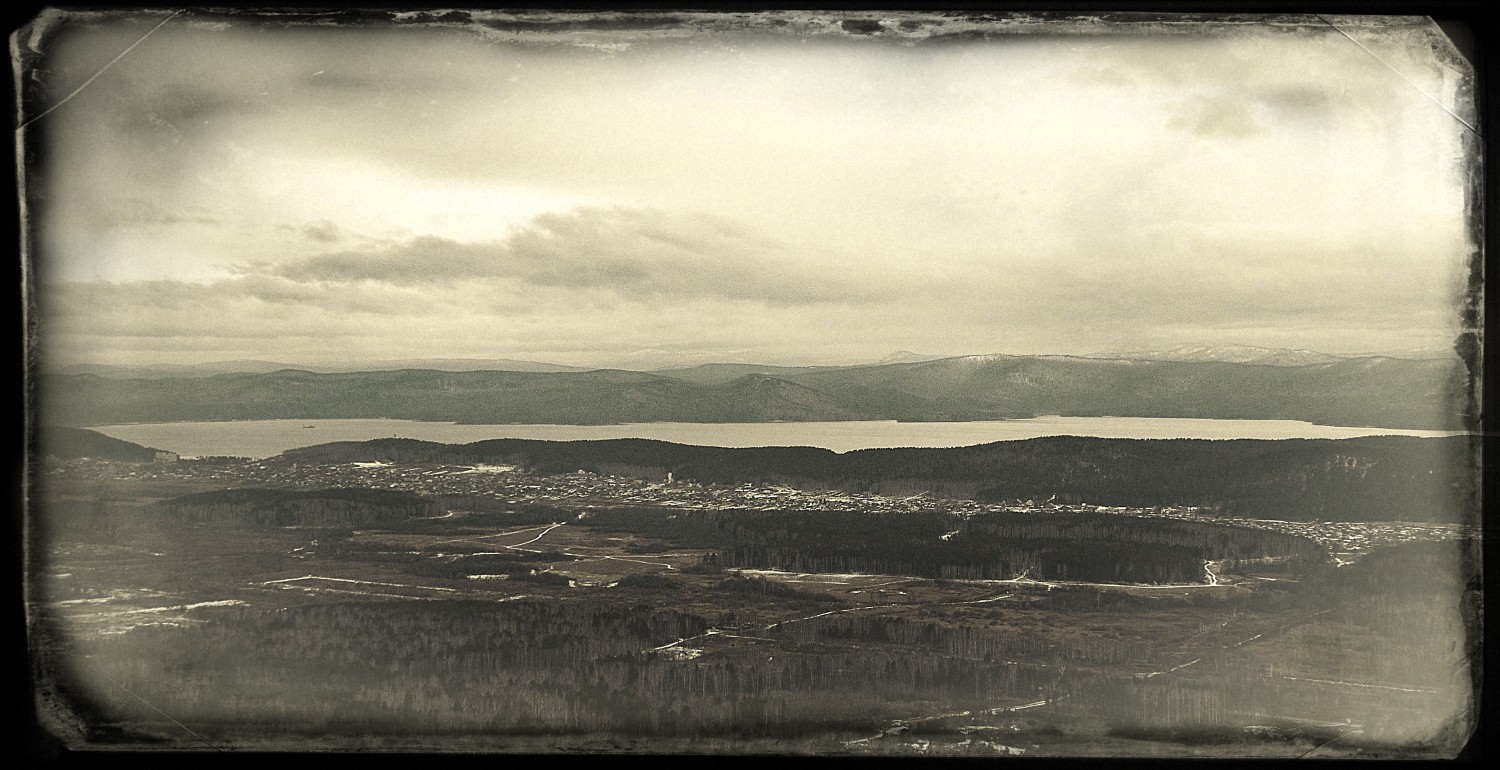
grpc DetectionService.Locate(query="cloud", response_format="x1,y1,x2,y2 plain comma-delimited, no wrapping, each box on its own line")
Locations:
1167,95,1264,139
1257,84,1337,119
274,236,496,285
271,207,894,305
98,198,220,227
36,245,1462,370
42,274,445,323
134,83,261,132
34,271,895,368
1057,30,1415,136
300,220,343,243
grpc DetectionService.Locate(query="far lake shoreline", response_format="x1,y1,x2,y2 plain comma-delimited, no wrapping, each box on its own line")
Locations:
84,416,1470,460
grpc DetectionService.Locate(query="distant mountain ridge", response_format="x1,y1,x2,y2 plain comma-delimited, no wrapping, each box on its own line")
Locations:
875,350,953,365
49,357,587,379
1084,344,1461,367
1086,345,1346,367
52,344,1462,379
40,352,1470,430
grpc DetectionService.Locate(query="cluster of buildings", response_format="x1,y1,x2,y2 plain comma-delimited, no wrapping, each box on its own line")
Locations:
43,455,1474,559
1081,503,1477,557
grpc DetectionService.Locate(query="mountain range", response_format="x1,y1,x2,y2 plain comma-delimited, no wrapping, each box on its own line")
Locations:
46,358,588,379
1083,345,1345,367
1083,344,1459,367
39,351,1470,430
44,344,1460,380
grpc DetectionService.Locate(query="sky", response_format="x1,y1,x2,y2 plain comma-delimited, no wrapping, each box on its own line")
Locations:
20,10,1479,369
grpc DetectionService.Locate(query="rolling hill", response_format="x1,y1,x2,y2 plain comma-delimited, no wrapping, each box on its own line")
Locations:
38,427,166,462
278,434,1478,523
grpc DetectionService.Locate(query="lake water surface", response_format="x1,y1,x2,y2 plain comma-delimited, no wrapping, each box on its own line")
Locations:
87,417,1466,459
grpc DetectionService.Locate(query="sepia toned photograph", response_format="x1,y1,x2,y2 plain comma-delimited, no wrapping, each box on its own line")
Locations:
16,7,1483,758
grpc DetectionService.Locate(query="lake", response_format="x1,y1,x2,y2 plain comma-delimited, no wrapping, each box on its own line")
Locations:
86,417,1467,460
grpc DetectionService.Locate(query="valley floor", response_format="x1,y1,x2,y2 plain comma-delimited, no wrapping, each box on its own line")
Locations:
27,462,1481,757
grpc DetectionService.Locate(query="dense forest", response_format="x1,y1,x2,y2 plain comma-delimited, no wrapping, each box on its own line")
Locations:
579,507,1325,584
282,434,1476,522
34,596,1228,738
40,352,1468,428
48,535,1473,751
157,487,440,526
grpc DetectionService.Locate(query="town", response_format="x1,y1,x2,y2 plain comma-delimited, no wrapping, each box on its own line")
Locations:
45,454,1477,561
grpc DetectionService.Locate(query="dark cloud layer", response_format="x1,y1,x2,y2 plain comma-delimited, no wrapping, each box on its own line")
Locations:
99,198,219,227
299,220,342,243
1167,95,1264,139
273,207,891,306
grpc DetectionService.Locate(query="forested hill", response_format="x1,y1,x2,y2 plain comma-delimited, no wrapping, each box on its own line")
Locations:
280,435,1478,523
40,353,1469,429
38,427,165,462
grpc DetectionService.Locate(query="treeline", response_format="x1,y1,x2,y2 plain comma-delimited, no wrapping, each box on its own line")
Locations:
157,487,440,526
715,574,840,602
36,498,161,541
580,507,1323,584
427,496,572,525
283,434,1476,522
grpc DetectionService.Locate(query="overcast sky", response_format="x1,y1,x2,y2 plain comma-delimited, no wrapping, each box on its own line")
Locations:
22,11,1477,369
